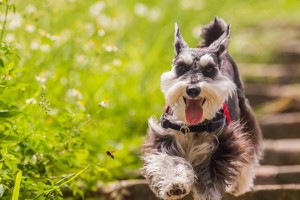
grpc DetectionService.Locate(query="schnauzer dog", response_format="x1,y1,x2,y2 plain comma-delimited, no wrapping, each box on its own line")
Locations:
141,17,263,200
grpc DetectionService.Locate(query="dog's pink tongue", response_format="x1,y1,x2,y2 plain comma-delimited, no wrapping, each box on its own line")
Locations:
185,99,203,125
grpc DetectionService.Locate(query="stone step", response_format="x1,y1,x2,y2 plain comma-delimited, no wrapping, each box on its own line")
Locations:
97,179,156,200
262,139,300,166
259,113,300,139
95,179,300,200
275,40,300,64
245,84,300,107
225,184,300,200
255,165,300,185
239,63,300,84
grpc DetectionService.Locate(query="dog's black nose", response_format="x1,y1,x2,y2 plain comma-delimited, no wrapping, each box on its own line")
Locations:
186,86,201,98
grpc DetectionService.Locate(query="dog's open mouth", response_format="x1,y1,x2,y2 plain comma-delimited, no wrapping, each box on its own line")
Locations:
183,97,206,125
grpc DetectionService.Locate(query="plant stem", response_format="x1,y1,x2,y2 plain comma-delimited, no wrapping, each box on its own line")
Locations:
32,165,90,200
0,4,10,43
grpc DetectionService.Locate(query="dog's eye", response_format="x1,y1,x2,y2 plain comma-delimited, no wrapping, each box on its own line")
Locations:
202,64,217,78
175,63,189,76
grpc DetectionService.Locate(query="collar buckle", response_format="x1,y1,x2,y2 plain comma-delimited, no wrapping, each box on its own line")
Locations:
180,124,190,135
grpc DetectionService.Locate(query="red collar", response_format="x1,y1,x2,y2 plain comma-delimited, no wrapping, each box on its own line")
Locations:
222,103,231,125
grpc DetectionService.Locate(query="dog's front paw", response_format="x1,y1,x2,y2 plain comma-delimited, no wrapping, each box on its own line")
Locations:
162,182,189,200
142,153,195,199
227,175,253,197
227,184,251,197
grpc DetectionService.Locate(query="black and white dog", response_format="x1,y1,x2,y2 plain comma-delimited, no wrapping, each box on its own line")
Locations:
141,17,263,200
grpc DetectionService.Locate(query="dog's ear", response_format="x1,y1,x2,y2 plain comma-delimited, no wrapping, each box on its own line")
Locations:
208,24,230,56
174,23,188,55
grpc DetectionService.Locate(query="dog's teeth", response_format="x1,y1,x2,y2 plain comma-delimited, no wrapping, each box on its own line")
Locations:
183,97,187,105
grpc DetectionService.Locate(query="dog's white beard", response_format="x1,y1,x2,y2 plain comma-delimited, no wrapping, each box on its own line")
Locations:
200,75,236,119
161,71,186,106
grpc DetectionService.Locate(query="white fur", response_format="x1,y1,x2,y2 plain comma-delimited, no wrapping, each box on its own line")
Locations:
173,130,216,166
141,152,196,200
200,74,236,120
179,51,193,65
161,71,186,107
199,54,214,66
148,117,170,136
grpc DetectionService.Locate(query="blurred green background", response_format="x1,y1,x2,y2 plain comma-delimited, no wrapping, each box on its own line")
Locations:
1,0,300,199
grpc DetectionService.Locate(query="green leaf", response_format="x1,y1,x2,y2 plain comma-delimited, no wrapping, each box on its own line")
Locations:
12,170,22,200
0,147,7,157
0,110,20,118
11,5,16,14
0,59,4,67
55,165,90,188
97,167,112,179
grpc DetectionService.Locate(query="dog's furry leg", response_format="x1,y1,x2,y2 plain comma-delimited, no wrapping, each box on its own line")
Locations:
192,122,253,200
227,155,259,196
142,152,195,200
141,118,195,200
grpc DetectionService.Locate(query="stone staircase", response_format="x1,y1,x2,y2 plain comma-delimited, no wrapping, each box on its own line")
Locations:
224,60,300,200
95,42,300,199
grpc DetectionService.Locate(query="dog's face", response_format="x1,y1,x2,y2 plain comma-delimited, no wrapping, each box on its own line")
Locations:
161,24,236,125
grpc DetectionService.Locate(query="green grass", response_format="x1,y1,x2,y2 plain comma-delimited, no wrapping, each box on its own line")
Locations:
1,0,300,199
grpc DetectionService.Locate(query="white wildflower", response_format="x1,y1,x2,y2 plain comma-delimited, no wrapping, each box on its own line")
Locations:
99,99,109,108
103,44,118,52
39,29,51,38
112,59,121,66
95,14,111,27
97,29,105,37
25,98,37,104
102,65,110,72
66,88,82,99
40,44,51,52
15,43,22,49
31,155,37,164
0,184,4,197
134,3,148,17
30,41,40,50
148,7,161,22
5,34,15,42
85,23,95,36
192,25,203,39
7,13,22,30
35,75,47,84
75,54,88,65
180,0,204,10
50,34,59,41
83,40,96,51
89,1,106,17
25,24,36,33
25,4,37,14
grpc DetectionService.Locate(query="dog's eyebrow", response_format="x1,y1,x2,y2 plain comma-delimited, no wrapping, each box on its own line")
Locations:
178,52,193,65
200,54,214,66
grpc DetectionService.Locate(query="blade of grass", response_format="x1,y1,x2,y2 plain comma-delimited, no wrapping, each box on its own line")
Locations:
11,170,22,200
33,165,90,200
0,3,9,42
